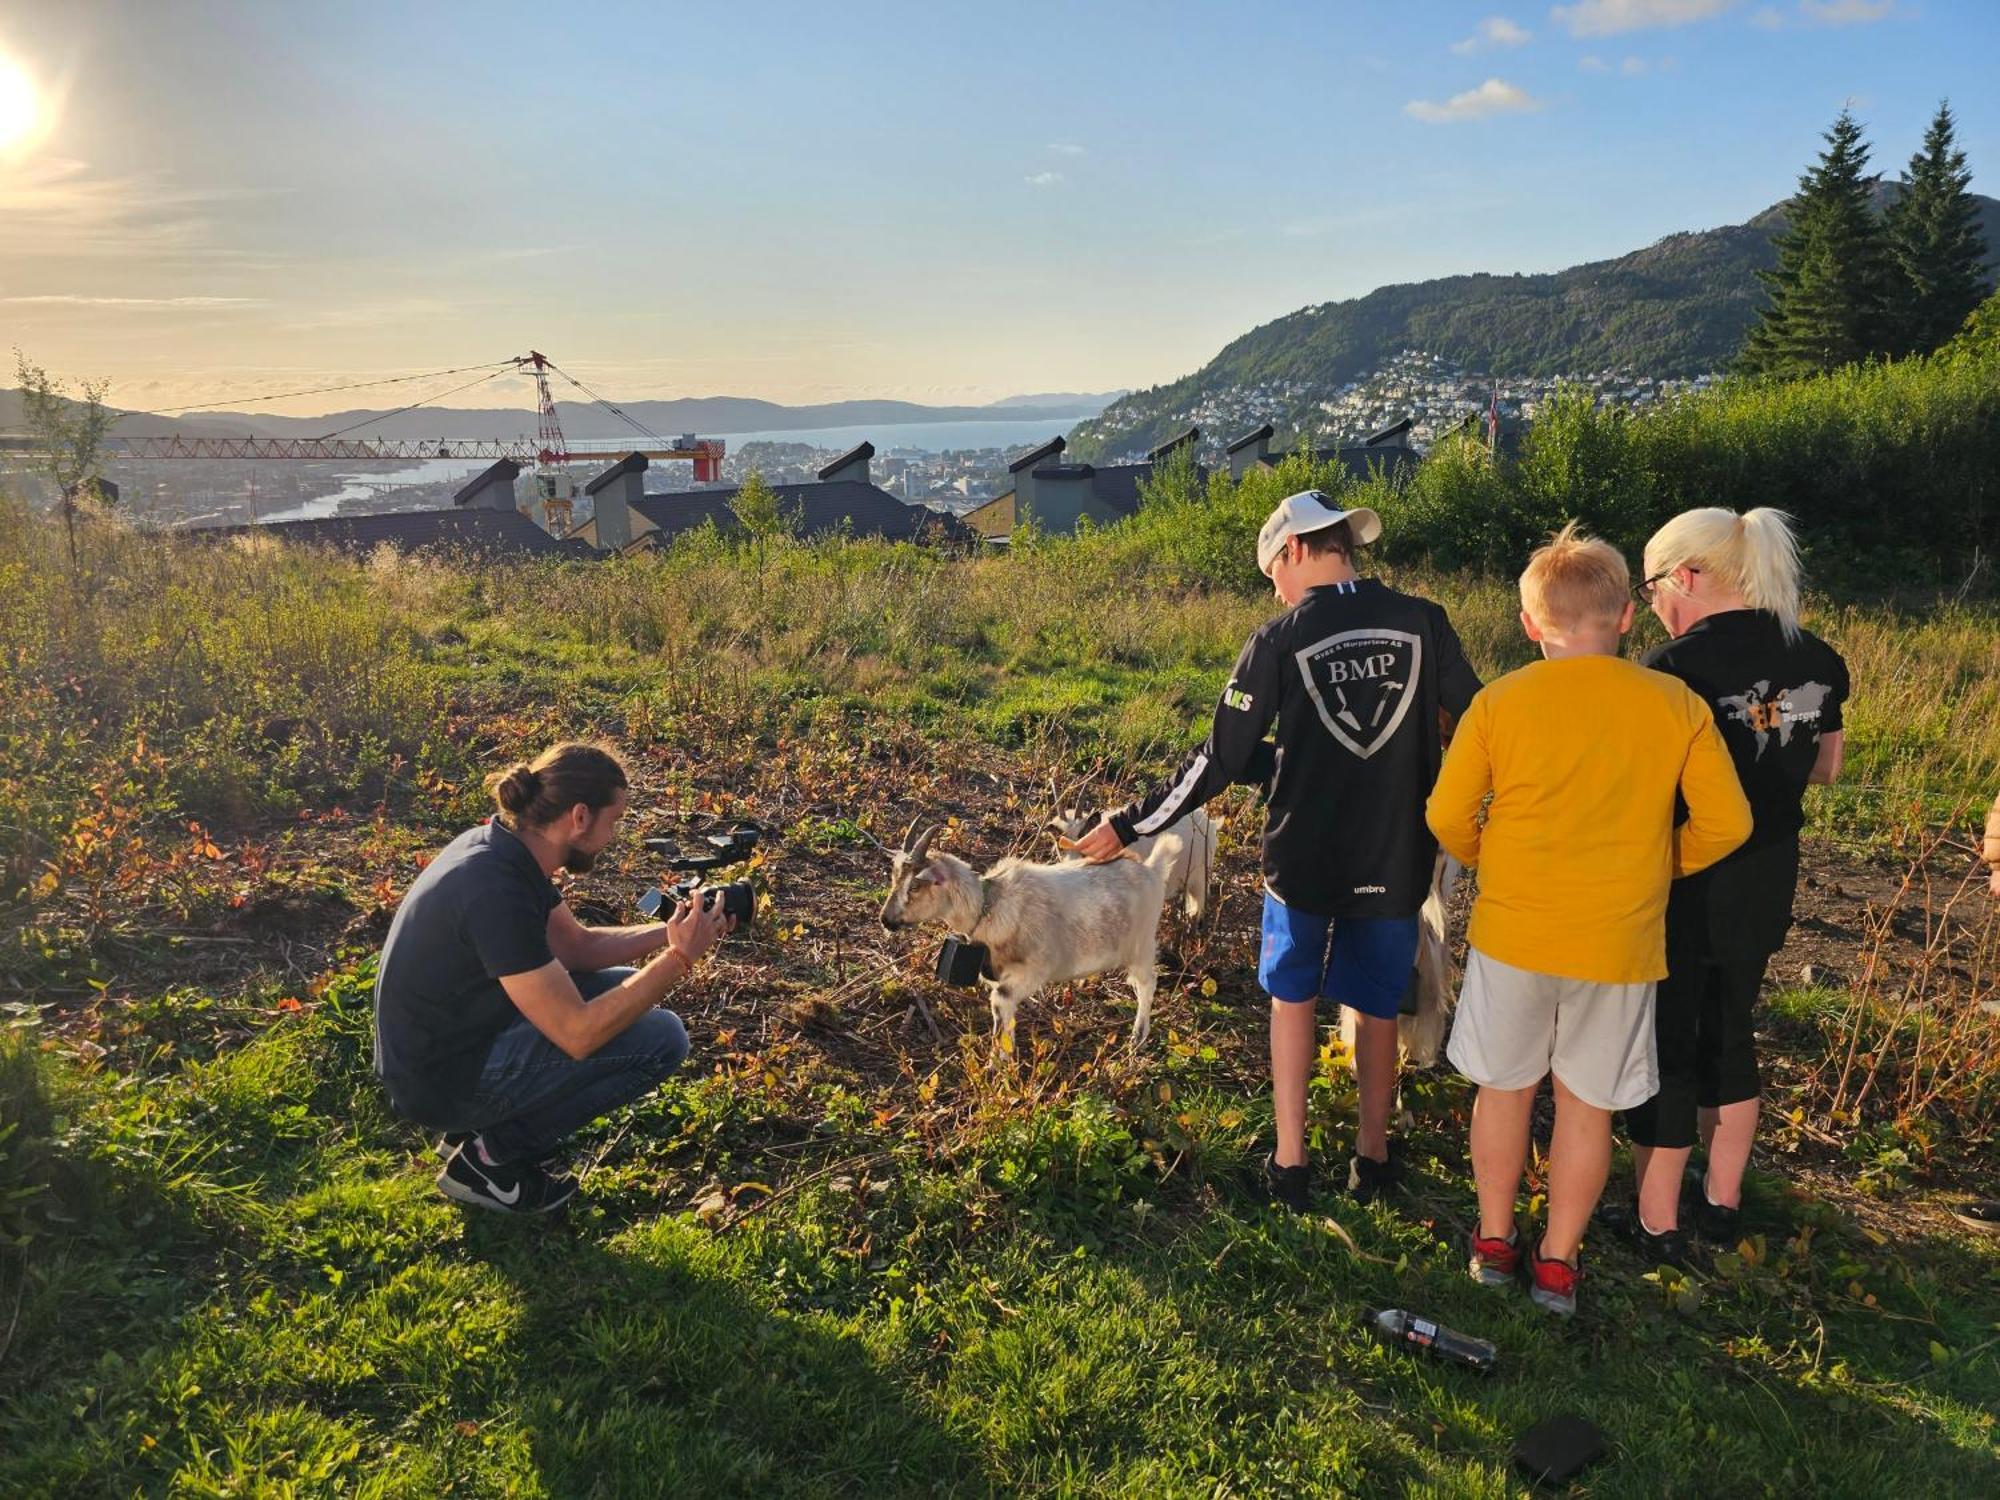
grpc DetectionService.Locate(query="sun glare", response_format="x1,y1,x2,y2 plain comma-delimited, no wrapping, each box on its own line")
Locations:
0,56,38,150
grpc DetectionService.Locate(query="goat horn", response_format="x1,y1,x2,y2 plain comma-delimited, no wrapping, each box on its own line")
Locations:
898,818,920,854
910,825,937,864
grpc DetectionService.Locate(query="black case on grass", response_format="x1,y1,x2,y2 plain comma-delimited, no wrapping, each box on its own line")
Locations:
1512,1415,1607,1488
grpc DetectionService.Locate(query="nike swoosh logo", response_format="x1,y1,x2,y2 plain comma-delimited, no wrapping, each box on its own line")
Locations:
487,1178,522,1205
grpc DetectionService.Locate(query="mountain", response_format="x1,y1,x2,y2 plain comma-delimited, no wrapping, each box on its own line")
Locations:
1069,188,2000,460
2,393,1114,447
985,391,1125,410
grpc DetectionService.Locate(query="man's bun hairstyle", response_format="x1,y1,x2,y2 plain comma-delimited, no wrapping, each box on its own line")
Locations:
488,741,627,829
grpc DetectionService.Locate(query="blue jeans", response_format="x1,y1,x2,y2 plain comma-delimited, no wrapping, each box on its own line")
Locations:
445,968,689,1163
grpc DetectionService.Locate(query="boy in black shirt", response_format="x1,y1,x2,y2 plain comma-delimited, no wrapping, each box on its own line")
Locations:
1075,491,1481,1209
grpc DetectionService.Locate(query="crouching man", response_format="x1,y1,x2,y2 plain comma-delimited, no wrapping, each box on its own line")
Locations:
373,741,732,1214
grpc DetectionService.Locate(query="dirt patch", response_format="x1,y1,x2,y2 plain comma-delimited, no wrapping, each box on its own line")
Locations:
32,723,1999,1223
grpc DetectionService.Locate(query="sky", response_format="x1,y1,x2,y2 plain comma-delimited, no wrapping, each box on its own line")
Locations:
0,0,1994,415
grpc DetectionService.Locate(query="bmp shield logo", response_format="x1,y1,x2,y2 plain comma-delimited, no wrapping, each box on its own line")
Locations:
1295,628,1422,759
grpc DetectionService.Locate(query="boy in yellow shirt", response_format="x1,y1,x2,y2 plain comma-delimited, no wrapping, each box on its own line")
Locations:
1426,523,1750,1316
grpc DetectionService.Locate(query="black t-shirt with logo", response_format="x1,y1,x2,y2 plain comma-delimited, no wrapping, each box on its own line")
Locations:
1109,578,1482,918
1643,610,1849,960
373,818,562,1124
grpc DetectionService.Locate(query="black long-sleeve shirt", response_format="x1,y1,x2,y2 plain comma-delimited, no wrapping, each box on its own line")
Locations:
1108,579,1481,919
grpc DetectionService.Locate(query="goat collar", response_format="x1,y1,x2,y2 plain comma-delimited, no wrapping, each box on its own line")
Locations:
973,876,996,932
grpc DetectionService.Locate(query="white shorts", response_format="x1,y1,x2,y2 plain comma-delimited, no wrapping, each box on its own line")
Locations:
1445,948,1659,1111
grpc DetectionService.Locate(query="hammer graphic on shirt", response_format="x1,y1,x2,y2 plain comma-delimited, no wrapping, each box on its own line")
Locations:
1332,682,1405,733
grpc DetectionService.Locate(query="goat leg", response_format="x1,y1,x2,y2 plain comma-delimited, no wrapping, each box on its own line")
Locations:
1127,962,1158,1051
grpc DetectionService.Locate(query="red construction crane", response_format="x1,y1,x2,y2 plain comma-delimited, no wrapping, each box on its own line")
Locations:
0,351,727,482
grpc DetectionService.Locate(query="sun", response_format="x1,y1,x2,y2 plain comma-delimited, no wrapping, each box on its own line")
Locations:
0,56,38,150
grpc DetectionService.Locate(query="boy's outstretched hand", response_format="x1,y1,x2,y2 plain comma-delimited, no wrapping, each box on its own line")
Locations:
1070,818,1126,864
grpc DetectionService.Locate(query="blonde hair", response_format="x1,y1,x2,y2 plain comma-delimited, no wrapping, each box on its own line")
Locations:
1643,507,1801,637
1520,520,1630,633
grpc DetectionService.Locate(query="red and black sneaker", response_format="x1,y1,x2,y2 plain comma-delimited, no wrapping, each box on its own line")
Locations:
1529,1243,1581,1317
1468,1228,1522,1289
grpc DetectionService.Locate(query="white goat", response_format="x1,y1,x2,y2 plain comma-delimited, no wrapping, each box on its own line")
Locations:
1338,852,1464,1069
880,823,1183,1054
1048,808,1214,922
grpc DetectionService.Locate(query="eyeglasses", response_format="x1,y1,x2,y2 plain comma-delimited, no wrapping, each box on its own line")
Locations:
1635,565,1697,603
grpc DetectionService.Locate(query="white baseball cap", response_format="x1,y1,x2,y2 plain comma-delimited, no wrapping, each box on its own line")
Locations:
1256,490,1383,576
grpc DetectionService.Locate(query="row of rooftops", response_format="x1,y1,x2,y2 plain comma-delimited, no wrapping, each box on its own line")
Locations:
181,413,1418,559
961,416,1417,539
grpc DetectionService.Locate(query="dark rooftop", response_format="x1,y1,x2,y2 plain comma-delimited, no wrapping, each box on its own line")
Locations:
1007,435,1066,473
816,441,875,480
631,480,967,548
1023,460,1208,519
1146,426,1200,461
582,451,648,494
1365,416,1415,446
452,457,521,505
189,508,583,560
1225,422,1275,454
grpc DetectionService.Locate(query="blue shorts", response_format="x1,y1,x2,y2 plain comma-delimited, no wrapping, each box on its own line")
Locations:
1258,893,1418,1020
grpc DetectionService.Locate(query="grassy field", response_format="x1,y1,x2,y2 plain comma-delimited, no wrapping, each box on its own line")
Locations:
3,500,1998,1496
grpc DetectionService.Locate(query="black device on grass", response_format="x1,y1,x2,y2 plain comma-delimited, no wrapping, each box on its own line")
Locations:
936,935,990,987
1512,1415,1608,1488
636,825,760,929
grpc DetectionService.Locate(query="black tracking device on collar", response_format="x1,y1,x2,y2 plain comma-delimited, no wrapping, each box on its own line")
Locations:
935,935,990,987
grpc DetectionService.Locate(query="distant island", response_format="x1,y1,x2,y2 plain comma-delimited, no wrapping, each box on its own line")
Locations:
0,390,1124,446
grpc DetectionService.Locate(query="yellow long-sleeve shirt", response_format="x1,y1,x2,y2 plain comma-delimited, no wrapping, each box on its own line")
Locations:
1426,653,1753,984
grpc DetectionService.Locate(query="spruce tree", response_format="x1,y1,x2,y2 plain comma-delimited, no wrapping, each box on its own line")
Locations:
1886,100,1990,357
1738,110,1895,377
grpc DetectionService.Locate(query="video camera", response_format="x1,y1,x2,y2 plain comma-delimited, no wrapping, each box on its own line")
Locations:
636,824,760,928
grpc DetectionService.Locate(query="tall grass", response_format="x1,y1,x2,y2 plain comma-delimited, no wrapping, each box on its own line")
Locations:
5,477,1994,915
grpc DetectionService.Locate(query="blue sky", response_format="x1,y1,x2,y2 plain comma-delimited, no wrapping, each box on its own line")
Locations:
0,0,1994,411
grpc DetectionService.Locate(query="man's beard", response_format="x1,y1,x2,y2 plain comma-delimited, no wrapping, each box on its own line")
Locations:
561,844,599,874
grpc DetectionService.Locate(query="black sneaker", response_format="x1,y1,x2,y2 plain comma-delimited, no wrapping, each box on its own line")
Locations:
1602,1198,1690,1268
436,1130,475,1160
437,1140,577,1216
1263,1151,1313,1214
1347,1144,1405,1205
1693,1192,1741,1245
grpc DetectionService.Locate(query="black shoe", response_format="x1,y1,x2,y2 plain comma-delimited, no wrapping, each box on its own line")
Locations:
1601,1198,1690,1268
1693,1192,1741,1245
436,1130,475,1160
1347,1144,1405,1205
437,1141,577,1216
1263,1151,1313,1214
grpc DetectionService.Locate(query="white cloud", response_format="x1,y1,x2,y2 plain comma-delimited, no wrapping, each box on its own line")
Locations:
1024,170,1064,187
0,155,271,263
1047,142,1086,156
1750,5,1786,26
1451,16,1533,53
1404,78,1545,124
1621,55,1651,73
1,294,264,308
1579,52,1610,69
1799,0,1894,23
1550,0,1735,37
